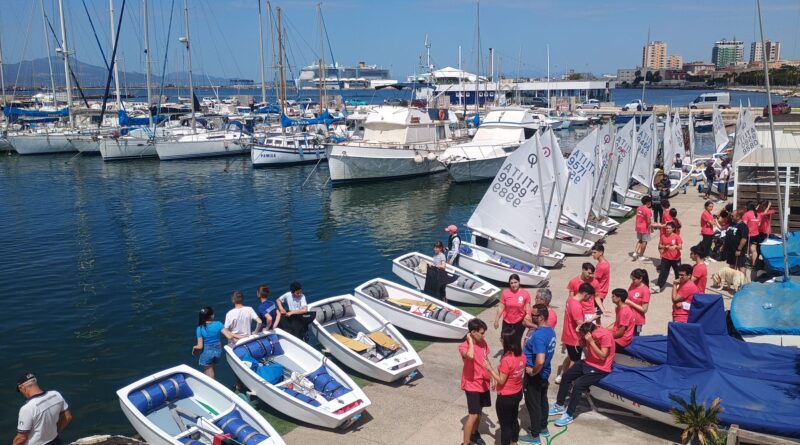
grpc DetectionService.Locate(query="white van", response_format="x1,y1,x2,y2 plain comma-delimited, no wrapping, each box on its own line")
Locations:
689,92,731,109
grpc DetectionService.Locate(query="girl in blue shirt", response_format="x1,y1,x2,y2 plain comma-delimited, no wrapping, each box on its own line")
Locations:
192,306,232,379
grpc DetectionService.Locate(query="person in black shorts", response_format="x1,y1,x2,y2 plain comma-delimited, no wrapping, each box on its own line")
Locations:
459,319,490,445
723,210,748,272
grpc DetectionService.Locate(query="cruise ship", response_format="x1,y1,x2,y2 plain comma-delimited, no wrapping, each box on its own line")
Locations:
296,62,395,89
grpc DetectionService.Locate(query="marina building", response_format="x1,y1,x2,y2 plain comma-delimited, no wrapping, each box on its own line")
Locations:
682,61,716,76
642,41,667,69
667,55,683,70
616,68,638,84
750,40,781,63
712,39,744,68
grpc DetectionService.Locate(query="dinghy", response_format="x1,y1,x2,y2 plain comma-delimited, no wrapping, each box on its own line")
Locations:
309,295,423,383
392,252,501,305
541,233,593,256
117,364,285,445
607,201,633,218
730,278,800,347
224,330,370,429
556,222,607,243
458,242,550,286
469,231,565,269
354,278,474,339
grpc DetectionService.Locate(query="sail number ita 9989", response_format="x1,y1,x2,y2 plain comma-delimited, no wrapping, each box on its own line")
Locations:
491,165,540,208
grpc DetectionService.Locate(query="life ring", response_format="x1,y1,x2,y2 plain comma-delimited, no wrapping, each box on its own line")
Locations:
438,109,445,121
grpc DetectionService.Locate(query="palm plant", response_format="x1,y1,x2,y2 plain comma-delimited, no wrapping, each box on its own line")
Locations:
669,386,724,445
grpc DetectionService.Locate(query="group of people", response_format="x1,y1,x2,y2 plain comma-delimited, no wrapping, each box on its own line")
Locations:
193,282,314,379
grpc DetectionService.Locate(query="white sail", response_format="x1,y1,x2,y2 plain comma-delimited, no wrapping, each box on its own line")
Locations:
662,110,674,169
540,128,567,238
467,136,553,254
732,107,759,164
631,114,657,187
670,111,685,169
562,127,598,227
591,123,614,218
688,110,696,161
712,106,729,153
613,119,637,195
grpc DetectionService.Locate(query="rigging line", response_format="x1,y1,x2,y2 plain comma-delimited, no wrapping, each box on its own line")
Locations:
154,0,176,129
81,0,110,71
10,2,37,102
43,7,91,108
201,0,244,78
99,0,126,126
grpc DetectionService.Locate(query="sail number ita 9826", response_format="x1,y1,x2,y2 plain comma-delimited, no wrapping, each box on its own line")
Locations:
491,166,539,208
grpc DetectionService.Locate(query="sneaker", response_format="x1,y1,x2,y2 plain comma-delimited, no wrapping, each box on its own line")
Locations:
518,434,541,444
554,413,574,427
548,404,566,416
554,374,562,384
539,428,551,438
470,432,486,445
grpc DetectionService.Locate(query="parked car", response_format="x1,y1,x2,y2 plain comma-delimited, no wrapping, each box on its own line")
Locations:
621,99,645,112
577,99,600,109
764,102,791,117
689,92,731,109
527,97,549,108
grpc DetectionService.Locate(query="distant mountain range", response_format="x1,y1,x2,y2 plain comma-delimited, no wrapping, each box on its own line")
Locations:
2,57,237,88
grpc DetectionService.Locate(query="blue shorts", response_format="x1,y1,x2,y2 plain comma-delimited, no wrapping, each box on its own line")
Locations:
199,343,222,367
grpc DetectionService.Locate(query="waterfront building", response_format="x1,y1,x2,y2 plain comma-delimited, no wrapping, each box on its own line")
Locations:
712,39,744,68
616,68,638,84
750,40,781,63
667,55,683,70
296,62,394,89
642,41,667,69
682,61,716,76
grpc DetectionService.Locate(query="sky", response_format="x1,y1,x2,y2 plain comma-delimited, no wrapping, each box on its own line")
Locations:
2,0,799,81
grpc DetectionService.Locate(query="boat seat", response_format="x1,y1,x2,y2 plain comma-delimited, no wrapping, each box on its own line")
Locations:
233,334,284,362
456,276,480,290
312,300,356,325
331,332,370,353
459,245,474,255
129,373,194,415
429,307,457,323
281,387,321,407
306,365,351,400
363,282,389,300
499,256,533,273
214,409,270,445
402,256,421,269
368,331,400,351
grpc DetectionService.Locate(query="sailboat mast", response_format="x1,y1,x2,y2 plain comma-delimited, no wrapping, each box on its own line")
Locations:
756,0,789,278
182,0,195,132
317,4,325,114
474,0,480,114
546,45,550,109
277,7,285,136
143,0,154,127
257,0,267,105
0,24,6,108
57,0,74,128
109,0,122,110
41,0,57,109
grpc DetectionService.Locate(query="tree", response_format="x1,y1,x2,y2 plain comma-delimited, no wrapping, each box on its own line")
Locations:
645,71,654,82
669,386,724,445
653,71,663,83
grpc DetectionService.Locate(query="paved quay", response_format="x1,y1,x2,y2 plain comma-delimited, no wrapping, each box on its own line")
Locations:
284,189,732,445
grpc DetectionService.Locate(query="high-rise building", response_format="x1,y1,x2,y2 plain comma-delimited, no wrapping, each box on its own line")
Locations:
750,40,781,63
712,39,744,68
642,41,667,69
667,55,683,70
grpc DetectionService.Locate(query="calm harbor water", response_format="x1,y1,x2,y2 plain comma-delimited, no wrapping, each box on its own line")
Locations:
0,128,718,440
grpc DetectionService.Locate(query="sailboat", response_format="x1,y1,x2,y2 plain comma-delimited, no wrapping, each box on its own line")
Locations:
616,114,658,208
652,110,691,197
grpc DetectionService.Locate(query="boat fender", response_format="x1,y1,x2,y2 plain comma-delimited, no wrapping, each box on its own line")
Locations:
426,152,436,161
414,154,424,164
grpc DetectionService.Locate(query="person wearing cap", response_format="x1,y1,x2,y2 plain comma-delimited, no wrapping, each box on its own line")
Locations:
445,224,461,266
15,372,72,445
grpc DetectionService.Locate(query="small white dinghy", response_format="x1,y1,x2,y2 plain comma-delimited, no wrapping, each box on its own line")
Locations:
224,330,370,429
309,295,423,383
557,221,607,243
608,201,633,218
117,364,285,445
354,278,474,339
391,252,501,305
469,231,566,269
457,242,550,286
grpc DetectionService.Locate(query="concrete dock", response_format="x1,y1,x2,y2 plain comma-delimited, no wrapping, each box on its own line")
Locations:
284,189,733,445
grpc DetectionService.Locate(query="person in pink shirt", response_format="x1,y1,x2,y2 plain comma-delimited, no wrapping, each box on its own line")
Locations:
758,200,775,238
460,318,491,445
632,196,653,261
654,222,682,293
591,241,610,314
690,246,708,293
556,283,596,384
550,322,615,427
742,201,761,267
567,263,601,319
698,201,717,257
672,264,699,323
484,329,526,445
608,289,635,352
626,269,651,336
494,274,531,346
654,199,673,236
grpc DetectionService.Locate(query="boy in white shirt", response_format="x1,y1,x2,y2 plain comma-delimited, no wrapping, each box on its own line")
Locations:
224,290,262,343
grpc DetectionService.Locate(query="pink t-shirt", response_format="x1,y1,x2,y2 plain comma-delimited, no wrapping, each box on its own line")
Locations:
496,353,526,395
584,326,615,373
459,340,490,392
627,283,651,326
660,233,682,261
547,308,558,330
759,209,775,235
673,281,699,323
635,205,652,234
501,288,531,324
614,305,636,348
594,260,611,300
692,263,708,293
742,210,760,237
660,211,674,237
700,210,715,236
561,297,585,346
567,276,600,315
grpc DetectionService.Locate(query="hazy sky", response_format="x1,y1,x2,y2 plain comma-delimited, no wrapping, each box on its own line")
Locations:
2,0,799,80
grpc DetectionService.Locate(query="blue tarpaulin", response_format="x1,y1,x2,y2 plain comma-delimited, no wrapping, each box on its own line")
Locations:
3,106,69,122
622,294,800,382
118,110,166,127
598,323,800,438
730,278,800,336
761,232,800,275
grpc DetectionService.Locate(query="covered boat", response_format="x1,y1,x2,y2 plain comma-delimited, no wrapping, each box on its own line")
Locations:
730,278,800,347
593,322,800,439
760,232,800,276
117,364,284,445
354,278,474,339
391,252,500,305
224,330,370,429
308,295,423,383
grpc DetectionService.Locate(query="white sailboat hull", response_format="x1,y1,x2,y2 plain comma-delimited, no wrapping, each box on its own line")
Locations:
0,137,13,151
616,189,647,207
542,232,594,255
70,136,102,154
557,223,607,243
590,387,679,429
251,144,325,167
327,144,446,183
391,252,501,305
457,242,550,287
608,202,633,218
156,137,249,160
469,233,565,269
8,134,76,154
101,137,157,160
444,156,507,183
588,217,619,233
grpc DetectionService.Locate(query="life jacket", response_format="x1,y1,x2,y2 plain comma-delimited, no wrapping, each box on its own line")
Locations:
448,233,461,253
